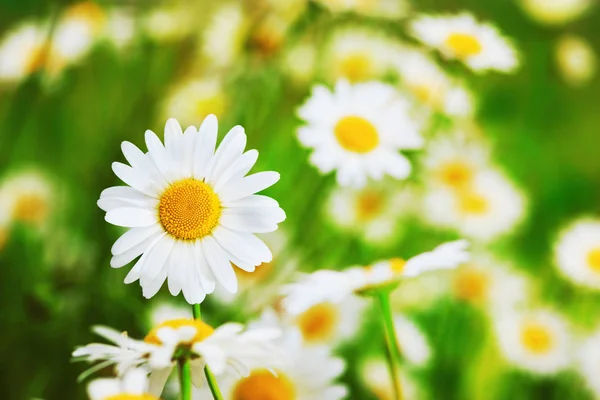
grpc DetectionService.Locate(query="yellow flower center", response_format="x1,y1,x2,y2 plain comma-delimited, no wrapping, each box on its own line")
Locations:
158,179,221,240
587,248,600,272
459,192,488,215
339,53,372,82
144,318,214,345
439,162,473,188
334,116,379,154
296,303,339,343
232,369,295,400
13,194,49,224
195,95,227,121
445,33,482,59
65,1,106,32
106,395,158,400
356,191,385,221
454,268,489,302
390,258,406,274
520,323,553,354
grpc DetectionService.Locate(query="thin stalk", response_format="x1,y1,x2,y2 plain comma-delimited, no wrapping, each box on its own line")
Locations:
192,303,201,320
178,357,192,400
376,290,403,400
191,303,224,400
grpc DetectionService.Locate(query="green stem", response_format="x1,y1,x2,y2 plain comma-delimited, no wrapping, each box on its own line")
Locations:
191,304,224,400
376,290,403,400
178,357,192,400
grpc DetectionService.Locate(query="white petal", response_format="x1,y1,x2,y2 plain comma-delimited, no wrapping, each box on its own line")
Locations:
201,236,237,293
221,194,279,209
193,114,218,180
213,149,258,193
148,367,173,397
217,171,280,202
206,125,246,184
111,225,162,255
98,186,157,212
121,141,168,189
105,208,157,228
182,263,207,304
111,162,158,197
123,233,166,282
110,230,162,269
219,208,285,233
193,240,217,293
123,369,148,394
212,226,269,266
166,249,183,296
87,379,121,400
140,235,175,283
145,130,172,181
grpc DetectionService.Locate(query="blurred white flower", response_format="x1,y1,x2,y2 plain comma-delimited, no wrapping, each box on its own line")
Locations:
519,0,593,25
87,368,157,400
142,6,194,42
555,35,597,87
281,42,317,84
554,218,600,290
0,169,54,228
410,13,519,73
98,116,285,303
315,0,409,19
360,357,422,400
577,327,600,398
0,22,48,83
102,9,136,49
494,309,572,375
297,80,423,188
202,3,248,69
394,314,431,367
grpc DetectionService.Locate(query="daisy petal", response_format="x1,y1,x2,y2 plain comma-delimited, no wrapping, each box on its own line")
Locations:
111,162,158,197
206,125,247,184
105,208,157,228
111,225,162,255
202,236,237,293
217,171,280,202
193,114,218,180
193,241,217,293
140,235,175,283
110,230,162,269
213,149,258,192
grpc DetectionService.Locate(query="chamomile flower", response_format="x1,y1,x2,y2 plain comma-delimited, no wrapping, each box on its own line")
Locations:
98,116,285,303
282,240,470,314
202,3,248,69
315,0,409,19
162,78,228,128
554,219,600,290
102,9,136,50
393,50,474,117
297,80,423,188
577,328,600,398
360,357,422,400
409,13,519,73
326,180,414,245
0,169,54,227
555,35,597,87
519,0,593,25
87,369,158,400
423,170,526,242
323,28,399,83
0,22,48,84
394,314,431,367
494,309,572,375
281,42,317,85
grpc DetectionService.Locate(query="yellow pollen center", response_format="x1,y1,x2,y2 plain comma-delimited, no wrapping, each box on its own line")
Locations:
144,318,214,345
339,53,372,82
440,162,473,188
334,116,379,154
520,323,553,354
13,194,49,224
296,303,339,343
233,369,295,400
459,192,488,215
158,179,221,240
106,395,158,400
587,248,600,272
390,258,406,274
445,33,482,58
454,269,489,302
356,191,384,221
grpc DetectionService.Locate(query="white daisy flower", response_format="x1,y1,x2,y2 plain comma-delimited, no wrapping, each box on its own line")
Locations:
0,169,54,227
323,27,399,83
282,240,470,314
281,42,317,85
142,6,194,42
360,357,422,400
326,180,414,245
409,13,519,73
102,9,136,50
494,309,572,375
555,35,596,87
577,327,600,398
162,78,228,128
202,3,248,69
423,169,526,242
554,218,600,290
98,115,285,303
87,368,158,400
519,0,593,25
297,80,424,188
0,22,48,83
393,49,474,117
315,0,409,19
394,314,431,367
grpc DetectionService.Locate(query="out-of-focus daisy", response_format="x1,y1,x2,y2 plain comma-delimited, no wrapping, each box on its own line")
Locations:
147,301,192,328
297,80,423,188
0,170,54,227
421,134,489,190
323,28,399,83
0,22,48,84
315,0,409,19
87,369,159,400
519,0,593,25
409,13,519,73
360,357,422,400
325,181,414,245
142,6,194,42
423,170,526,242
162,78,228,128
281,41,317,85
391,272,450,311
202,3,248,69
102,8,136,50
394,314,431,367
555,35,596,87
97,116,285,303
250,15,289,56
554,218,600,290
578,327,600,398
74,318,282,395
282,240,470,314
393,50,474,117
494,309,571,375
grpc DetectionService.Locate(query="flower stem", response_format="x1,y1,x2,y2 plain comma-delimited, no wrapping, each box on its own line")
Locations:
376,290,403,400
191,304,224,400
178,357,192,400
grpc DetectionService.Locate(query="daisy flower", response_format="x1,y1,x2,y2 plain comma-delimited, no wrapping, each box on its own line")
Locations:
0,22,48,84
97,115,285,303
409,13,519,73
577,327,600,398
282,240,470,314
555,35,596,87
87,369,159,400
394,314,431,367
554,218,600,290
297,80,423,188
102,8,136,50
142,6,194,42
393,49,474,117
325,180,414,245
281,42,317,85
202,3,248,69
323,28,399,83
162,78,228,128
519,0,593,25
423,169,526,242
494,309,572,375
360,357,422,400
0,169,54,227
314,0,409,19
74,318,283,395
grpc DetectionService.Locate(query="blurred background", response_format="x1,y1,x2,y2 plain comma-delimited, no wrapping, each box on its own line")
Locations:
1,0,600,399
